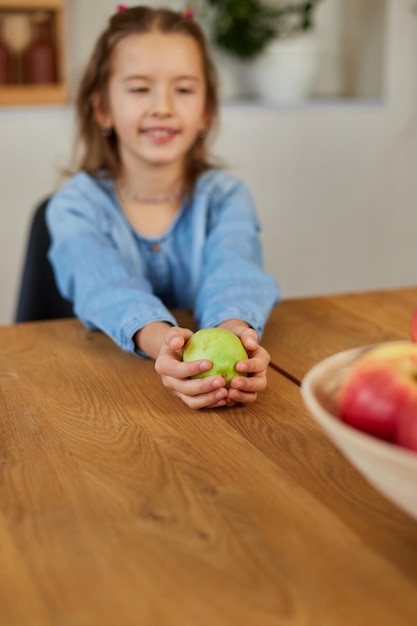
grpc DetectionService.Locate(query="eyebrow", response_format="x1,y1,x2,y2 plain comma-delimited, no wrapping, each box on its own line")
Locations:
175,75,201,82
122,74,201,83
122,75,150,83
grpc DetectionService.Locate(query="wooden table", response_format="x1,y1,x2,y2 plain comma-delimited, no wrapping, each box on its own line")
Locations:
263,286,417,383
1,289,417,625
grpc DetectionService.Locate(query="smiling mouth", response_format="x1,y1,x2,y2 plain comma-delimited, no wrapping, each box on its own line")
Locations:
141,128,179,139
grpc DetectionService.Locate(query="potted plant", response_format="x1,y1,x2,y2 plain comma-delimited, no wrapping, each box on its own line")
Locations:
200,0,323,102
207,0,321,60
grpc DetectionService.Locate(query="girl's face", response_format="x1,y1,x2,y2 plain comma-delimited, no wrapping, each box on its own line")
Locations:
97,31,208,177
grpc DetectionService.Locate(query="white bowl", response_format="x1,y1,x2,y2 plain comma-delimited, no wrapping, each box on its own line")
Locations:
301,343,417,522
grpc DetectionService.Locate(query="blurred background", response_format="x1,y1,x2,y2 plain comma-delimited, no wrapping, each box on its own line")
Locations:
1,0,417,325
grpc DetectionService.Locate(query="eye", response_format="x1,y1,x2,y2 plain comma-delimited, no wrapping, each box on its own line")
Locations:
129,86,149,94
176,87,193,94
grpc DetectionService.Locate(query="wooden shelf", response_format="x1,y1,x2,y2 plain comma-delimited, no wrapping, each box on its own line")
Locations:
0,0,67,106
0,0,63,9
0,83,66,106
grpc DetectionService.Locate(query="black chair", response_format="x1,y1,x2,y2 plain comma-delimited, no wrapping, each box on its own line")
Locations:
15,198,74,322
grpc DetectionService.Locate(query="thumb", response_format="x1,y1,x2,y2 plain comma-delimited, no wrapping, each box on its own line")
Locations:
166,326,192,351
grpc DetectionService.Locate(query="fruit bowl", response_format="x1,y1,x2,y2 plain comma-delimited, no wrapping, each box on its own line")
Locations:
301,342,417,522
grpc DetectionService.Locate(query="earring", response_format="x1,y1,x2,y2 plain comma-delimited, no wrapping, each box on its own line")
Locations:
102,126,112,137
198,127,208,139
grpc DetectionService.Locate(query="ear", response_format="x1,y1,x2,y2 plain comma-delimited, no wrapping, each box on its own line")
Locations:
91,92,112,129
202,108,212,133
202,116,211,138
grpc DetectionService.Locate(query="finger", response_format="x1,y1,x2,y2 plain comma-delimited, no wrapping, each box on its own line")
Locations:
165,326,193,352
236,353,270,375
174,386,229,410
163,373,227,397
241,331,258,353
230,373,267,393
227,387,258,404
156,356,212,379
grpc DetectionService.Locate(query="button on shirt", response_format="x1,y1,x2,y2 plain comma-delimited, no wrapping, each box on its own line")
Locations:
46,169,280,354
140,238,174,307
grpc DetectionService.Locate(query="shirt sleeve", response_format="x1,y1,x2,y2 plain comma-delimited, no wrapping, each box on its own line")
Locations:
194,178,280,337
46,181,177,354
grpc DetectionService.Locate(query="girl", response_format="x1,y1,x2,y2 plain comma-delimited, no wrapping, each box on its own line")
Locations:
46,5,279,409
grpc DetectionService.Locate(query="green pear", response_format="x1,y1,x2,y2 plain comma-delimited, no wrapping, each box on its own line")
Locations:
183,328,248,388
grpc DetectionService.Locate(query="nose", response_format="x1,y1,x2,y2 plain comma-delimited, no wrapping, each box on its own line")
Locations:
150,86,173,117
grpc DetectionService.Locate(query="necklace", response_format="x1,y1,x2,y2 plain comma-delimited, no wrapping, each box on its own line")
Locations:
119,183,184,204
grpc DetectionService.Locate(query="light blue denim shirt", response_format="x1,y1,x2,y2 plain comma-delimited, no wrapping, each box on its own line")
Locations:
46,168,280,354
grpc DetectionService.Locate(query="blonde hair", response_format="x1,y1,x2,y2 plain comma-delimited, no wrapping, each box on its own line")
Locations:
73,6,219,191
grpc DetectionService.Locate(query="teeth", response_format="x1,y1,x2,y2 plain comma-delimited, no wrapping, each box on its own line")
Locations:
146,129,174,137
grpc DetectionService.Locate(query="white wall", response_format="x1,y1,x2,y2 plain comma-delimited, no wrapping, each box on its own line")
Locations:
1,0,417,325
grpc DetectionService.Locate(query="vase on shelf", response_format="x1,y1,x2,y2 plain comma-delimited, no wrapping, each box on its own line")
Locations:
249,31,322,105
2,12,31,84
0,16,14,84
24,13,57,85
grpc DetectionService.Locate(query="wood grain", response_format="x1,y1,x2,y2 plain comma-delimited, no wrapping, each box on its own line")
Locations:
262,287,417,383
1,318,417,625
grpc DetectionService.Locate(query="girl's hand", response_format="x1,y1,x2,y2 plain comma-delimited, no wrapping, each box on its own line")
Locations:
154,327,229,410
217,321,270,406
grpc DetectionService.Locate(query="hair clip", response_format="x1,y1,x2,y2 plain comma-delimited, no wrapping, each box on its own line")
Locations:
117,4,128,12
182,9,194,19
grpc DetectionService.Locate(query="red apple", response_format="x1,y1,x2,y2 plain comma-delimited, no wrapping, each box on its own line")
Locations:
338,343,417,451
397,406,417,451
